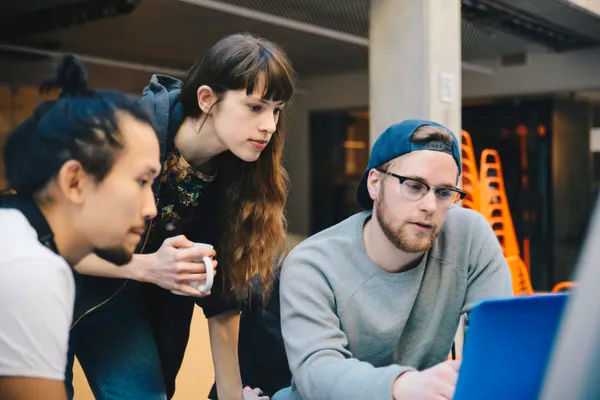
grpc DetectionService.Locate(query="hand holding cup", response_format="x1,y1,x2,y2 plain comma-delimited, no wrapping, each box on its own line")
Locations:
170,242,215,296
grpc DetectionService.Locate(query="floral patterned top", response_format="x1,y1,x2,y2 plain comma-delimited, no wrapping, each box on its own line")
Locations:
141,147,238,318
155,148,217,235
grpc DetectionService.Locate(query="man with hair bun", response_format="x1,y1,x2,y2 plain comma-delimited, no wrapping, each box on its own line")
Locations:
0,55,161,400
277,120,513,400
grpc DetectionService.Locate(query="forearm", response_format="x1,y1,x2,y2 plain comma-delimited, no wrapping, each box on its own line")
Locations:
74,253,150,282
208,310,242,400
0,377,66,400
293,353,408,400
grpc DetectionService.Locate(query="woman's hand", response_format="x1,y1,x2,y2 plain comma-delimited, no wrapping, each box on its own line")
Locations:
134,234,217,296
243,386,270,400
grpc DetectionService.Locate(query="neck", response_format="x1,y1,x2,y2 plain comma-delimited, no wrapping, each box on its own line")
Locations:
174,116,227,168
363,214,424,273
38,201,90,267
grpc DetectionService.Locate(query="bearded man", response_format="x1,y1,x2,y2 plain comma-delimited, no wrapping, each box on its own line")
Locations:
276,120,512,400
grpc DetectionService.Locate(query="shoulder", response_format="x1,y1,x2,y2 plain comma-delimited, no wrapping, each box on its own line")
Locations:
0,209,67,265
282,212,368,279
0,209,73,299
286,212,367,258
0,214,74,379
142,74,183,100
437,206,495,246
443,206,490,231
430,207,499,268
141,74,183,147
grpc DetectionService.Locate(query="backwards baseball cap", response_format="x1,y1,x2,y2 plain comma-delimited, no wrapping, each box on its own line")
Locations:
356,119,461,209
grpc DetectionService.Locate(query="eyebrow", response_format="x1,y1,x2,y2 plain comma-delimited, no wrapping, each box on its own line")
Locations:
398,174,456,188
146,167,160,177
248,95,285,106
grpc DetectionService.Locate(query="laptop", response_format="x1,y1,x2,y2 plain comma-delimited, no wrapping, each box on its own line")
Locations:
453,294,568,400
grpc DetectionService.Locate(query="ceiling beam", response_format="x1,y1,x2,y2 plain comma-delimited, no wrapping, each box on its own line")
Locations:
0,42,187,76
177,0,370,47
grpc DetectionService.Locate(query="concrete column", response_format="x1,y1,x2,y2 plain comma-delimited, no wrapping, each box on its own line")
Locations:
369,0,461,142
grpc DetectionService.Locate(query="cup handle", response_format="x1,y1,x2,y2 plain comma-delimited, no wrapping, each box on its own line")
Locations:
196,256,214,292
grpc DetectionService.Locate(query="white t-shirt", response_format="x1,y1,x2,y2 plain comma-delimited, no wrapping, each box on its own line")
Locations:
0,209,75,380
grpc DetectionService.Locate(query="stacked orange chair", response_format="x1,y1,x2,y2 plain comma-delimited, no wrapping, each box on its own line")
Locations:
460,131,481,212
459,136,574,295
478,149,521,259
506,255,574,295
506,255,534,295
461,133,525,293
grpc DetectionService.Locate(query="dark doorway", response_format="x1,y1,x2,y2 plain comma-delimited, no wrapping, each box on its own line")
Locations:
309,110,369,234
463,98,554,289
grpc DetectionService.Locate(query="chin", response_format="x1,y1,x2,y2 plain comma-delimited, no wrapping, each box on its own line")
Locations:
94,247,133,266
234,150,261,163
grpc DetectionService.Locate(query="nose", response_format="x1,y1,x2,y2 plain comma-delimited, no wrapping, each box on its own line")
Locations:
259,110,277,134
141,186,157,220
418,189,438,214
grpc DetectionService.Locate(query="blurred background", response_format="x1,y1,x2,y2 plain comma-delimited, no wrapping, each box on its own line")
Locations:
1,0,600,398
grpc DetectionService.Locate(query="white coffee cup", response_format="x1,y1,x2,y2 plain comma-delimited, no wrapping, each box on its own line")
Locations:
171,242,214,296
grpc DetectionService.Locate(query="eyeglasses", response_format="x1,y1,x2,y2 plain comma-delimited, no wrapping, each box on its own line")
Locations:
376,168,466,207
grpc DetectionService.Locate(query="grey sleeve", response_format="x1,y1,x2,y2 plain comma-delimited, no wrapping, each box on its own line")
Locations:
280,249,412,400
461,214,514,314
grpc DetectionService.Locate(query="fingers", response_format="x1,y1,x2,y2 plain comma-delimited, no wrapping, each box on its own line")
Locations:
252,388,263,396
174,260,219,275
175,273,209,283
243,386,269,400
176,244,216,261
434,360,459,386
436,380,457,399
446,359,461,372
433,360,460,399
164,235,194,248
172,283,211,297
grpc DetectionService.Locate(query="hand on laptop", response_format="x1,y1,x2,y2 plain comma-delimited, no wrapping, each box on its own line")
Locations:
392,360,461,400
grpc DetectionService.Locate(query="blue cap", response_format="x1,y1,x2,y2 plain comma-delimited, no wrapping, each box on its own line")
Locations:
356,119,461,209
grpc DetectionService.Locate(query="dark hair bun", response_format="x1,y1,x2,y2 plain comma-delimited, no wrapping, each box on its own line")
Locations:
40,54,88,97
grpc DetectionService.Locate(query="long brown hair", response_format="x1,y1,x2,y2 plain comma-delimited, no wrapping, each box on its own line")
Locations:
180,33,295,301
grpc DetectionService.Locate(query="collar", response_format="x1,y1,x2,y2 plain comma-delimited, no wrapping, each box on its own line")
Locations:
0,194,59,255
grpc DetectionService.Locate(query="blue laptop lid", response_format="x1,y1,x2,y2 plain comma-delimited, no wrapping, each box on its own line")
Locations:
454,294,568,400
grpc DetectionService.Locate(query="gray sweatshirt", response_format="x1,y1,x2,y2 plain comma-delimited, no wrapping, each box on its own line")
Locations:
280,207,513,400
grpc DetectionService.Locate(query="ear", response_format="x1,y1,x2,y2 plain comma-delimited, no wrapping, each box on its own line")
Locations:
366,168,383,203
55,160,89,205
196,85,217,114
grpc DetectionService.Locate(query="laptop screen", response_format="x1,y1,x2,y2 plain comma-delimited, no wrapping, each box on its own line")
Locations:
453,294,568,400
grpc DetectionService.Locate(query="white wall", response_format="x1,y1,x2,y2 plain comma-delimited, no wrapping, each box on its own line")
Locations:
370,0,461,142
463,48,600,99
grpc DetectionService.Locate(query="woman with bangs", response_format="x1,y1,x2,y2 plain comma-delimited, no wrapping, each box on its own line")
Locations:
70,33,295,400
